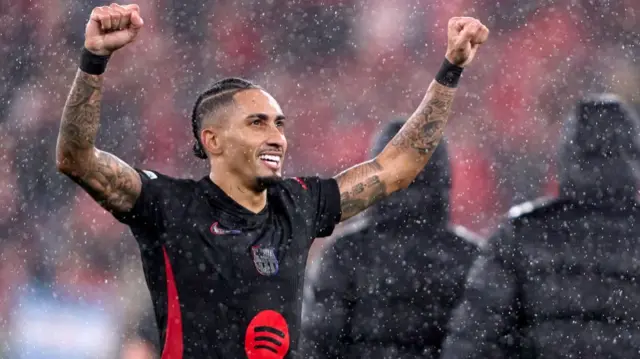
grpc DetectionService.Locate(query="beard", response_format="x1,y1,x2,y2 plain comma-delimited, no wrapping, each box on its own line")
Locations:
254,176,284,192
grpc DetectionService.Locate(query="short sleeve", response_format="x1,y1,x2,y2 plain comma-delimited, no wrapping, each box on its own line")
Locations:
292,177,342,238
112,169,170,232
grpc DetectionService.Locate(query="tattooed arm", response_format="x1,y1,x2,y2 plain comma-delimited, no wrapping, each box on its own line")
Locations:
334,82,456,221
56,70,141,214
56,5,144,213
334,17,489,221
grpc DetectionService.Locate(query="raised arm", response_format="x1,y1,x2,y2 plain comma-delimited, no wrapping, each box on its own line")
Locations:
56,4,144,214
334,17,489,221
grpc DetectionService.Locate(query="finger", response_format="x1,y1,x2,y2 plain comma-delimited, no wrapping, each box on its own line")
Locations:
130,10,144,29
111,3,130,29
98,6,112,30
123,4,140,13
448,17,464,33
89,7,104,23
458,23,479,42
474,24,490,45
109,6,123,30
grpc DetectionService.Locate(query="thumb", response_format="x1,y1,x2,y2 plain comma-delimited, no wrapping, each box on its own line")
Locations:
455,25,476,47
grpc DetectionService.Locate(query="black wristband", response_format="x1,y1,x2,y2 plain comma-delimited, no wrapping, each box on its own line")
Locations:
435,58,464,88
79,48,111,75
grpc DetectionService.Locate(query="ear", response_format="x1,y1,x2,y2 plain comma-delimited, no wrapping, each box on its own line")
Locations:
202,126,223,156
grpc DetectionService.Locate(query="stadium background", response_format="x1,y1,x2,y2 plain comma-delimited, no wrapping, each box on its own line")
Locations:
0,0,637,357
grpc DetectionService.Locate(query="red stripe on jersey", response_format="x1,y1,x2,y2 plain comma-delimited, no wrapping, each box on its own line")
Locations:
292,177,308,190
161,246,183,359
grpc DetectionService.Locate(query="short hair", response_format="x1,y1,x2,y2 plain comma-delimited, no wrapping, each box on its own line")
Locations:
191,77,261,159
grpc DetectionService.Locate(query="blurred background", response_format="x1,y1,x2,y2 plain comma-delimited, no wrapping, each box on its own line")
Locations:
0,0,637,358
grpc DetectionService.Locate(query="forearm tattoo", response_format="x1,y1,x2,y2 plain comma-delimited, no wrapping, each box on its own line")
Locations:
334,81,457,221
57,70,140,212
390,82,456,156
59,70,103,151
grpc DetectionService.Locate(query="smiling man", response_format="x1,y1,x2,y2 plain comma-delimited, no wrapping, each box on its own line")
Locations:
55,3,488,359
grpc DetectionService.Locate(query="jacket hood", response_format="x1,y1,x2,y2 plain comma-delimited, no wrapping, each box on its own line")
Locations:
558,94,640,206
369,119,451,232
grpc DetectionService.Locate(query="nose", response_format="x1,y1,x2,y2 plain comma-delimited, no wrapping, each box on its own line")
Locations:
266,124,287,150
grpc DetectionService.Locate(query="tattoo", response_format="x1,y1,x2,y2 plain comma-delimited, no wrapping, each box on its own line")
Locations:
57,70,141,213
335,160,389,221
332,82,458,222
390,83,456,156
65,150,141,212
60,71,103,150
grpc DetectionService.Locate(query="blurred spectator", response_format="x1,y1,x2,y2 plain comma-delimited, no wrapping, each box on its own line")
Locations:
301,121,483,359
120,306,160,359
442,95,640,358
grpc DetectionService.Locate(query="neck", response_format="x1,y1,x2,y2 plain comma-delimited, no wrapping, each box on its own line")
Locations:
209,171,267,214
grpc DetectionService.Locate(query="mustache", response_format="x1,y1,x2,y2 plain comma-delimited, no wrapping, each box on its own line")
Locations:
257,145,285,155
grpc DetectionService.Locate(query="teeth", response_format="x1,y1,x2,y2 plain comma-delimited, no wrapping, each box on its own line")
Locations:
260,155,281,163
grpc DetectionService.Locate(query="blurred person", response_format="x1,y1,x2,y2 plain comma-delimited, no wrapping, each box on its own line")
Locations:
55,4,489,358
121,306,160,359
441,94,640,359
300,120,482,359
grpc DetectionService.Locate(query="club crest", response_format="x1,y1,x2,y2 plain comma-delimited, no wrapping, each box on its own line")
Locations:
251,246,279,276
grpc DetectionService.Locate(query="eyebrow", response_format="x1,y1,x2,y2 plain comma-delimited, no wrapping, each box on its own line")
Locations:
247,113,286,121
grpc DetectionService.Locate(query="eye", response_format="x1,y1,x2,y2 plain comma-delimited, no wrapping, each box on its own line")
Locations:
251,119,262,126
275,120,285,128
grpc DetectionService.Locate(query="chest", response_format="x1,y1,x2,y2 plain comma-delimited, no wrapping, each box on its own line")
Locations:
163,203,313,301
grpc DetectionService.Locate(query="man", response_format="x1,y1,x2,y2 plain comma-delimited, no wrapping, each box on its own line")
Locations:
55,3,488,358
300,120,483,359
441,95,640,359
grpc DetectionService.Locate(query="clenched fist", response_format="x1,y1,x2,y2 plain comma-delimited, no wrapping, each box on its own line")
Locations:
445,17,489,67
85,3,144,56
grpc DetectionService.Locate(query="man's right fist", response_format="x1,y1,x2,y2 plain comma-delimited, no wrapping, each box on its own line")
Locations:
85,3,144,56
445,17,489,68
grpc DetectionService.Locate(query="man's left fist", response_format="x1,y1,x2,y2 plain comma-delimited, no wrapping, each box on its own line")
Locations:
445,17,489,68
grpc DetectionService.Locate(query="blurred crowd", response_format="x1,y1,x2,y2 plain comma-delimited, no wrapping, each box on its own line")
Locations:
0,0,638,358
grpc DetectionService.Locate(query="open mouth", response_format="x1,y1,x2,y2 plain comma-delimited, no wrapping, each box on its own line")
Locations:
259,154,282,171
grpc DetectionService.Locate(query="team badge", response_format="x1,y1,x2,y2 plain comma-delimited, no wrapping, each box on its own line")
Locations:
251,246,279,276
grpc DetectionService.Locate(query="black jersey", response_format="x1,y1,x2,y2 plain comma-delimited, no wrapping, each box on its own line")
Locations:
113,169,342,359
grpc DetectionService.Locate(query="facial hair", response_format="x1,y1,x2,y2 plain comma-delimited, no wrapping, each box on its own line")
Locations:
254,176,284,192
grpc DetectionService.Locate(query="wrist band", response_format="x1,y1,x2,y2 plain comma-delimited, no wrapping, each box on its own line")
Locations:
435,58,464,88
79,48,111,75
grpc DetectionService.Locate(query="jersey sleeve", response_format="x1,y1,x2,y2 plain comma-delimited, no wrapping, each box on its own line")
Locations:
112,169,172,232
291,177,342,238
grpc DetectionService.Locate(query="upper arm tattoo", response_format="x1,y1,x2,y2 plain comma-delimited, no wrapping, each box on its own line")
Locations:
66,150,142,213
57,70,141,213
334,159,389,221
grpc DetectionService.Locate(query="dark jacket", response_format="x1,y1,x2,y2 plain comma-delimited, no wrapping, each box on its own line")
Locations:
441,94,640,359
301,121,482,359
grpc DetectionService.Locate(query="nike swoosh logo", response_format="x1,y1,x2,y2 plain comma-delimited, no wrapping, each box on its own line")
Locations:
210,222,242,236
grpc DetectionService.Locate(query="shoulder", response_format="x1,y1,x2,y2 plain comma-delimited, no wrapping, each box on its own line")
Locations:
277,176,336,193
486,196,570,251
271,176,340,211
450,225,485,250
506,196,572,224
136,168,199,195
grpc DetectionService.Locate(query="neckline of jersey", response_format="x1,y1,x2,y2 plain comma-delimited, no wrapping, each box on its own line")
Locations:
199,176,270,224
